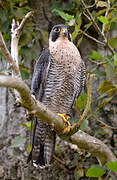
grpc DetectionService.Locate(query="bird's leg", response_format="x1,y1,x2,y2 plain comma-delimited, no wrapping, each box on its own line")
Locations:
57,113,71,133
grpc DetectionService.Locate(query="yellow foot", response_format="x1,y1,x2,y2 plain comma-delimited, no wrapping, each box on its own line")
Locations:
58,113,71,133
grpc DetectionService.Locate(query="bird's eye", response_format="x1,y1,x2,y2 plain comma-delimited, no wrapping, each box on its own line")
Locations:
54,27,60,32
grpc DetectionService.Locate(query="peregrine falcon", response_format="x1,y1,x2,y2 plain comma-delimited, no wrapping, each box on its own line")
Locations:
27,24,86,167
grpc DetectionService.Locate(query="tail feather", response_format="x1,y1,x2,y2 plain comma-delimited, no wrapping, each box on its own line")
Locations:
27,118,56,167
44,131,56,165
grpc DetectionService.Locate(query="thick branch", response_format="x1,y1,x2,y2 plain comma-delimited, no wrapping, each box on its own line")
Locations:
0,74,116,165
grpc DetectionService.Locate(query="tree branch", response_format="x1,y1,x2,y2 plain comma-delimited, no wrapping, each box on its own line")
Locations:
0,32,19,75
10,11,33,105
0,74,116,165
79,30,105,45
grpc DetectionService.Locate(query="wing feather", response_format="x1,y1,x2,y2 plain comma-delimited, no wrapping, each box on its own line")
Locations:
31,48,50,101
72,61,86,107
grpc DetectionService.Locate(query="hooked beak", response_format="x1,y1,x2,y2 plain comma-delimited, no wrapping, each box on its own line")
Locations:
61,28,68,36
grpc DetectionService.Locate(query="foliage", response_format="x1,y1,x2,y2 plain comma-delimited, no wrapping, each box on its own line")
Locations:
0,0,37,79
51,0,117,111
51,0,117,113
86,164,105,177
86,162,117,178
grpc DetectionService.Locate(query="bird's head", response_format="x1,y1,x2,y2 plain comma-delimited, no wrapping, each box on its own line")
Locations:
49,24,72,44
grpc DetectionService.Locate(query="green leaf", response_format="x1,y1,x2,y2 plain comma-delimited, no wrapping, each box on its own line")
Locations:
98,97,113,108
98,16,109,24
27,143,32,153
72,24,81,40
20,65,30,80
86,164,105,177
85,152,91,158
106,161,117,172
26,121,31,131
52,9,75,24
89,50,103,61
77,36,83,47
114,52,117,66
75,93,87,111
19,121,31,131
74,118,80,123
92,69,106,77
110,22,116,32
110,16,117,23
10,136,26,148
105,60,115,79
80,119,88,131
98,80,115,94
109,35,117,49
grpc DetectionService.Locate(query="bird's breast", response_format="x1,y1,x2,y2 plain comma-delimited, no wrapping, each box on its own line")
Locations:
49,40,81,71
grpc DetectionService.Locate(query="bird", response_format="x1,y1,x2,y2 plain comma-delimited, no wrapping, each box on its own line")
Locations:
27,24,86,168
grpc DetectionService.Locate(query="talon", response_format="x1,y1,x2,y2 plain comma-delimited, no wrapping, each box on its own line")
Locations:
58,113,71,133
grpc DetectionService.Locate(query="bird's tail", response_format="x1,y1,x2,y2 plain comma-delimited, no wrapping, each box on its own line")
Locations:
27,118,56,167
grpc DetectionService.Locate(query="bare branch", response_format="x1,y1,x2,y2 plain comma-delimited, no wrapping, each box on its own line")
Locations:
17,11,33,37
0,12,33,77
0,32,19,76
93,114,117,130
10,11,33,105
79,30,105,45
10,11,33,73
80,0,104,39
0,74,116,165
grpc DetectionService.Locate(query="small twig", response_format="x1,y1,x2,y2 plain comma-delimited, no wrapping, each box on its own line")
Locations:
88,58,108,65
16,11,33,37
80,0,115,55
93,114,117,130
53,155,69,169
69,74,94,136
84,1,97,9
80,0,104,38
0,32,19,76
83,12,91,21
79,30,105,45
